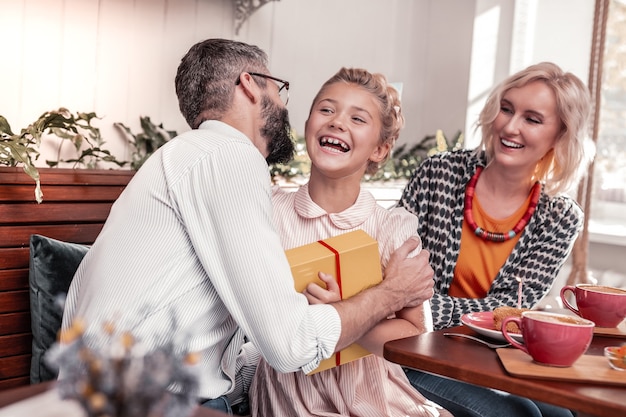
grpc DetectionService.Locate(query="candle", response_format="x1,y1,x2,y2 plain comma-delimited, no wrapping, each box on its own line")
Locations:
516,277,523,309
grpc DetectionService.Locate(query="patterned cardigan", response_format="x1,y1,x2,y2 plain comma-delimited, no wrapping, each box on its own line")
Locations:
398,149,583,330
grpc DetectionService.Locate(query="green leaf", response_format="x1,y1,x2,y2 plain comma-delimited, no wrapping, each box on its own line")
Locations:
0,116,15,136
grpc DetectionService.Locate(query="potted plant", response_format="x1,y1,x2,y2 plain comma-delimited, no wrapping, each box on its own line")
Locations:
0,108,126,202
114,116,177,171
269,129,464,184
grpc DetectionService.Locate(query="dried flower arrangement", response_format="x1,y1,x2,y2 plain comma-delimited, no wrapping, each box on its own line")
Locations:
45,316,201,417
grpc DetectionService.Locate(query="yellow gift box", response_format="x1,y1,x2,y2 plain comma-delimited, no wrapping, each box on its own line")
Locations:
285,229,382,374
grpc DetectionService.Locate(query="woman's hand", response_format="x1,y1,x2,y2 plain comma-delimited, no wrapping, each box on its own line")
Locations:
303,272,342,304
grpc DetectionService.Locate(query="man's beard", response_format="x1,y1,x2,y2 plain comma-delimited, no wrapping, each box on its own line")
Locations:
260,95,295,165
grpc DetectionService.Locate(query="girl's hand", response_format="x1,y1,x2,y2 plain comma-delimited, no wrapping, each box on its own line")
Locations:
303,272,342,304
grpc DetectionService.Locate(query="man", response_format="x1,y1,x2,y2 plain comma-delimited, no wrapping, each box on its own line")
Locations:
61,38,434,413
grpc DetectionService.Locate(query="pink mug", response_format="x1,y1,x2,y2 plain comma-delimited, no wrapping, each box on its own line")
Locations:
560,284,626,328
501,311,594,367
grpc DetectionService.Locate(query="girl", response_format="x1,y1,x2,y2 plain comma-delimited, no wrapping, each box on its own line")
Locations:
248,68,450,417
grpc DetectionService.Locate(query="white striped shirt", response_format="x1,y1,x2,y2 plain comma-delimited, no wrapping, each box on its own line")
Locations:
61,120,340,400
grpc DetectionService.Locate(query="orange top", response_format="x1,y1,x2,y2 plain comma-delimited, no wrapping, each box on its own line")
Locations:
449,192,532,298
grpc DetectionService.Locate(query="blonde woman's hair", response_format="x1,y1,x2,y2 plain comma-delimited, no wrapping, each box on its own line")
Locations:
476,62,593,195
310,67,405,175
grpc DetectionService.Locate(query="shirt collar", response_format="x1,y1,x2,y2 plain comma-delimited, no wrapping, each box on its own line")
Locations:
293,183,377,229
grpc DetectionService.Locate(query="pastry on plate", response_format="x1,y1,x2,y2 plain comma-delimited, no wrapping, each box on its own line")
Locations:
493,306,529,333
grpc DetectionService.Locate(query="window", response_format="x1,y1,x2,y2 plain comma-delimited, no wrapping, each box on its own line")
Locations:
467,1,626,246
589,0,626,245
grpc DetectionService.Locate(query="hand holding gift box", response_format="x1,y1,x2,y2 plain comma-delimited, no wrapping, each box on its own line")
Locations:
285,229,382,374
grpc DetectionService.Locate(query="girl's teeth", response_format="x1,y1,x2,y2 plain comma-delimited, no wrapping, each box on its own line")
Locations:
320,137,349,151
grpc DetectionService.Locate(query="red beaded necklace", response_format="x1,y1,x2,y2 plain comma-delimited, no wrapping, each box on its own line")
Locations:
464,166,541,242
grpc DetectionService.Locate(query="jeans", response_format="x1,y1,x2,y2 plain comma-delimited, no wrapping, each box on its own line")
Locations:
200,396,232,414
200,396,251,416
403,369,575,417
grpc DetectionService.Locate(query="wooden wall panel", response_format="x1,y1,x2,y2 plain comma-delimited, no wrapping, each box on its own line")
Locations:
0,250,29,271
0,291,29,314
0,313,31,337
0,334,31,358
0,376,30,391
0,167,133,390
0,271,29,292
0,356,30,383
0,185,128,203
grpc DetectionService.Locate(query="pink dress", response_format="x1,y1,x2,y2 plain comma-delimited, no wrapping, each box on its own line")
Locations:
248,185,451,417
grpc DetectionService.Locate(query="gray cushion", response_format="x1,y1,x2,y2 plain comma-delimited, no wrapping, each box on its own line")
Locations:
28,234,89,383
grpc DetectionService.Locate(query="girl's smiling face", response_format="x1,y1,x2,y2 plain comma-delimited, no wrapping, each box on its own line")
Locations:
305,82,390,180
491,80,563,173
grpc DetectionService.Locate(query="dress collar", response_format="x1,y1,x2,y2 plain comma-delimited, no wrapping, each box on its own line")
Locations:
293,183,377,230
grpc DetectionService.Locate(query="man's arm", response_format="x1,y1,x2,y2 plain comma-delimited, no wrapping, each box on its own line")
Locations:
332,239,434,351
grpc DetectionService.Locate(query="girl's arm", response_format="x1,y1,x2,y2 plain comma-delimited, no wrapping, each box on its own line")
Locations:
356,300,433,357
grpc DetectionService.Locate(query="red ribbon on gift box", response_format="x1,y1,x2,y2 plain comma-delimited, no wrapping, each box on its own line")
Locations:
317,239,343,367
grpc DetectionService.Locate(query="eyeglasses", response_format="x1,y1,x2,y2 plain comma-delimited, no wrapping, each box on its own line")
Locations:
236,72,290,105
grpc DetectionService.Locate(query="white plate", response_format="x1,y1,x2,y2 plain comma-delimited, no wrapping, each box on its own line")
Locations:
461,311,524,343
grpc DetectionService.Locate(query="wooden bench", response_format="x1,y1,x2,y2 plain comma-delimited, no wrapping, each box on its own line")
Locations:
0,167,133,391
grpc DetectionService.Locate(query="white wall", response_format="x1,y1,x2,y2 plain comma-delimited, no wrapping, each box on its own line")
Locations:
1,0,479,165
3,0,619,273
0,0,237,164
0,0,594,164
245,0,480,147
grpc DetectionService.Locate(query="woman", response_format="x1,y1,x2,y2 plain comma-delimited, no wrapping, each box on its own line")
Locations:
399,62,592,417
248,67,450,417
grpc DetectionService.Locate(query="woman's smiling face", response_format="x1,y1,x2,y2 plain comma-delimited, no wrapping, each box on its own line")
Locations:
492,80,563,172
304,82,388,180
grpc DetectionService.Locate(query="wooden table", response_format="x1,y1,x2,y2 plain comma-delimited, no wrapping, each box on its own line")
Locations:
384,325,626,417
0,382,228,416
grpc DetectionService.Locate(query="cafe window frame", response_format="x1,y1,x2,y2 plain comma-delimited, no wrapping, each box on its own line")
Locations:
587,0,626,246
